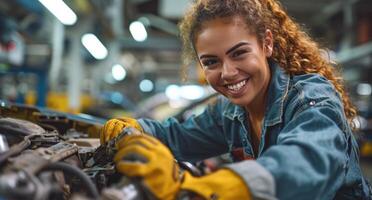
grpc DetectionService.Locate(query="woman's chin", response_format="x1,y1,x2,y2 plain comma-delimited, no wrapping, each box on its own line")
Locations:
228,96,251,107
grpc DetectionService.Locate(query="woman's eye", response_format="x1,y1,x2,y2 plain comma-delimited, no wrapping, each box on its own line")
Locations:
202,59,218,68
232,50,247,58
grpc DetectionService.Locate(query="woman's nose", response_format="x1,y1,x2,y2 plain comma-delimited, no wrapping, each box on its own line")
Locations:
221,61,239,80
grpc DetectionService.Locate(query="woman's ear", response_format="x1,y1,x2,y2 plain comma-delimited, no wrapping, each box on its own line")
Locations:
263,29,273,57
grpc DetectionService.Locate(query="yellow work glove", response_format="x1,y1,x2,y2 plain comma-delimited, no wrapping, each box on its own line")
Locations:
114,134,181,200
180,169,252,200
100,117,143,144
114,134,252,200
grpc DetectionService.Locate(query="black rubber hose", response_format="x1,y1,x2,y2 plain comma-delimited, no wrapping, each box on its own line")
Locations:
37,162,100,199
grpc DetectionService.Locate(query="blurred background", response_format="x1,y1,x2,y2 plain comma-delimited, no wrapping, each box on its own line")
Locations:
0,0,372,178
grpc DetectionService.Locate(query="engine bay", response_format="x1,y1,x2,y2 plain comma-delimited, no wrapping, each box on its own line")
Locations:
0,100,152,200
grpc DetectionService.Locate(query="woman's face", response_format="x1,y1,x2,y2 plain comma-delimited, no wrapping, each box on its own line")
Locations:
195,16,273,108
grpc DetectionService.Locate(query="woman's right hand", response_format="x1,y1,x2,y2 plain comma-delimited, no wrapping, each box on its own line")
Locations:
100,117,143,144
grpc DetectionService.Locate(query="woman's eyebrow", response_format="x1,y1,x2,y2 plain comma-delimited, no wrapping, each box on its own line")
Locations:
199,42,250,59
225,42,249,55
199,54,217,59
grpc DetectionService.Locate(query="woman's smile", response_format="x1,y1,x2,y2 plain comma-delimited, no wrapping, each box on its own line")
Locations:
225,78,250,97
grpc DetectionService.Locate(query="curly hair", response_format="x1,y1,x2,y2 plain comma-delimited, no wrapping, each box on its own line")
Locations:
179,0,357,128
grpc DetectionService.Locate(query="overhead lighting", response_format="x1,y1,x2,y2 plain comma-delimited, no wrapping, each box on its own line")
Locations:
180,85,205,100
39,0,77,25
111,64,127,81
81,33,108,60
129,21,147,42
139,79,154,92
357,83,372,96
165,85,180,100
165,84,205,100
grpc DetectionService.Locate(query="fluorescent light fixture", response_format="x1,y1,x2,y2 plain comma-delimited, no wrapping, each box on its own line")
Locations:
139,79,154,92
111,64,127,81
39,0,77,25
165,84,180,100
165,84,205,100
81,33,108,60
129,21,147,42
180,85,205,100
357,83,372,96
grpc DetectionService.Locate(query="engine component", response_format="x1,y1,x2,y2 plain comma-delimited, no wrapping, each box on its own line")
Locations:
0,100,203,200
0,101,109,199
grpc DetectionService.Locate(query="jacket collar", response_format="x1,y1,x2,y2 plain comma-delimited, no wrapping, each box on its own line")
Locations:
223,61,290,126
264,61,290,126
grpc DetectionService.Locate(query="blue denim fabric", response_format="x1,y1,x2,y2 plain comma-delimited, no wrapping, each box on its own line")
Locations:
138,62,372,199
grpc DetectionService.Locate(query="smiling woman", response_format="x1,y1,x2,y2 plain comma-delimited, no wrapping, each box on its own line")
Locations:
100,0,372,199
195,16,272,113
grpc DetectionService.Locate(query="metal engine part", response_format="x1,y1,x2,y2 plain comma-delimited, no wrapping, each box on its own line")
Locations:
0,101,202,200
0,101,113,200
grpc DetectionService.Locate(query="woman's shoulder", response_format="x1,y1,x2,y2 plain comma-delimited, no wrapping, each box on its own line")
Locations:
291,73,334,89
282,73,345,120
289,73,340,101
282,73,351,132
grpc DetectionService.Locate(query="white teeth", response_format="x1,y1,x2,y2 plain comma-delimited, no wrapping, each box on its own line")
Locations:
227,80,246,91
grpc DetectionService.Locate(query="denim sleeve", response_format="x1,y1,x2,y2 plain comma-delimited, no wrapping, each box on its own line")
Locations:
256,100,349,199
137,99,229,162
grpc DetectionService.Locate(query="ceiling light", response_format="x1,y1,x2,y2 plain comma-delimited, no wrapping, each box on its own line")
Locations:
180,85,205,100
139,79,154,92
81,33,108,60
129,21,147,42
357,83,372,96
39,0,77,25
165,85,180,100
111,64,127,81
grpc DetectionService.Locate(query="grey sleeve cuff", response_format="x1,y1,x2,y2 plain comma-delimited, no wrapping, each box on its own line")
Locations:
224,160,277,200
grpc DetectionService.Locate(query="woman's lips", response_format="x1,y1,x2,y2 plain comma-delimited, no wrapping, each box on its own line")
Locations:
225,78,249,96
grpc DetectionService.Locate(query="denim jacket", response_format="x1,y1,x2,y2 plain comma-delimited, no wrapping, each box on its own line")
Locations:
138,62,372,200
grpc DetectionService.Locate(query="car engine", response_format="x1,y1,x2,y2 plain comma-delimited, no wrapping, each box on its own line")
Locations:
0,100,154,200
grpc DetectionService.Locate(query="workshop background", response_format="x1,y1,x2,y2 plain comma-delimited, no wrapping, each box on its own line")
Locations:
0,0,372,179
